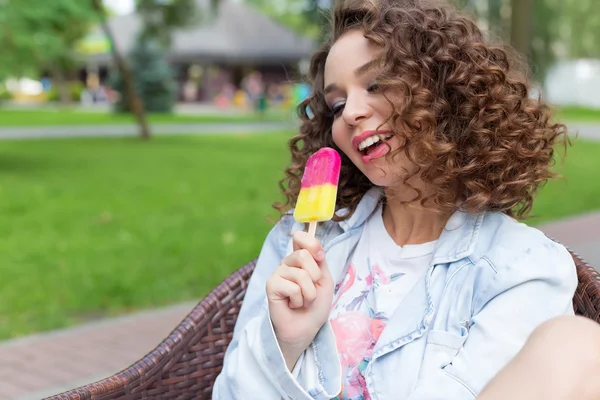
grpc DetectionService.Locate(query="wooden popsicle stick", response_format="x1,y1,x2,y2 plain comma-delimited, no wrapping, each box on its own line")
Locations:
307,221,317,237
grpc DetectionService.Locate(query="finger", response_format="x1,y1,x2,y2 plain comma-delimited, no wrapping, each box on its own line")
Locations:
266,276,304,309
278,267,317,306
281,249,322,282
292,231,325,263
316,263,334,289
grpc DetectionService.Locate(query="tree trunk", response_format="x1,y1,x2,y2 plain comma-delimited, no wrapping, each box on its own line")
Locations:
510,0,534,62
52,67,71,105
91,0,150,139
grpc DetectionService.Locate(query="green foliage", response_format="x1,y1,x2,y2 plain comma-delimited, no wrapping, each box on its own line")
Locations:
245,0,600,83
110,39,177,113
472,0,600,81
243,0,326,40
530,0,560,81
0,85,12,102
46,88,59,102
46,81,85,103
559,0,600,59
0,0,97,79
135,0,203,46
70,81,85,102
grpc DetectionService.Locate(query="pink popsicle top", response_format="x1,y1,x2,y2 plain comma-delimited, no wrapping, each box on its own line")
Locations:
300,147,342,188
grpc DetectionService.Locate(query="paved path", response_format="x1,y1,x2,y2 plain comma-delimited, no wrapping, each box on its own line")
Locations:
570,123,600,141
0,303,196,400
0,211,597,400
0,122,596,141
0,122,296,140
538,212,600,269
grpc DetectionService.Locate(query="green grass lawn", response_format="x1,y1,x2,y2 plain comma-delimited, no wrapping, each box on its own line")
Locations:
0,106,598,127
530,138,600,225
554,106,600,123
0,108,291,126
0,133,597,340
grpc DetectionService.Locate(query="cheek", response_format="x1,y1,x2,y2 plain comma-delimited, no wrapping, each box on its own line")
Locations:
374,95,397,120
331,121,348,151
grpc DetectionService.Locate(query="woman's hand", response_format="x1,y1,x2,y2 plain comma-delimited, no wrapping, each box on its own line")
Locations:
266,231,334,371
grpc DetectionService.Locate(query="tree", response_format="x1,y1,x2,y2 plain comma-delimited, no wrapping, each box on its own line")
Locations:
243,0,327,41
560,0,600,59
509,0,535,62
530,0,560,82
136,0,204,47
110,39,177,113
91,0,151,139
91,0,207,139
487,0,508,42
454,0,557,83
0,0,97,101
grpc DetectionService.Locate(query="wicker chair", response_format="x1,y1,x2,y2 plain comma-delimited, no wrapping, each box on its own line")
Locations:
46,249,600,400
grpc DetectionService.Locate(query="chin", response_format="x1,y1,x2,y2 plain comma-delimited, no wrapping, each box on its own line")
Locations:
359,166,396,187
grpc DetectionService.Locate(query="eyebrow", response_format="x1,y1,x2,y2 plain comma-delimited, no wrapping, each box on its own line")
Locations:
323,59,380,95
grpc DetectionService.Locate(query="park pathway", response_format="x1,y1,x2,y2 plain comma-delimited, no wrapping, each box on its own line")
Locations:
0,122,597,141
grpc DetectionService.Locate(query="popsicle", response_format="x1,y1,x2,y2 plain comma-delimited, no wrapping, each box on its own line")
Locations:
294,147,342,237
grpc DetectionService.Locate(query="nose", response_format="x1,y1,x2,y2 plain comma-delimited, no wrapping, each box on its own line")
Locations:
342,93,372,126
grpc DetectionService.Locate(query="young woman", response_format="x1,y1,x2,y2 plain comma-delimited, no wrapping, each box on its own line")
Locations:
213,0,600,398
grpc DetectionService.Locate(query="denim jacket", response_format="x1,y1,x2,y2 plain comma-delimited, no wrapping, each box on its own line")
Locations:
213,188,577,400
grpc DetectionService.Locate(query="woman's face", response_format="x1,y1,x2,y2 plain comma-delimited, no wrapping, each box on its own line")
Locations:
324,29,414,188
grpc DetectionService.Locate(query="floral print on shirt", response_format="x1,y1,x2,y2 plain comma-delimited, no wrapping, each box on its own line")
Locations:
330,262,403,400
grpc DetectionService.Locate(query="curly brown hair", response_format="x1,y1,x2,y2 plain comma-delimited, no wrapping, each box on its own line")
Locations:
274,0,568,221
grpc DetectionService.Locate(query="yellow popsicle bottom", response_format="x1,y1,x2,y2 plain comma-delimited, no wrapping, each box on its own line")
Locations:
294,184,338,223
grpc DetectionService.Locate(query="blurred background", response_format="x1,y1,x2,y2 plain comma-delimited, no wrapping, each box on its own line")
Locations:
0,0,598,398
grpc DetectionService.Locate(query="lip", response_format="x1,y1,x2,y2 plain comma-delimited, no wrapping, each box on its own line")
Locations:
352,130,394,165
351,130,392,151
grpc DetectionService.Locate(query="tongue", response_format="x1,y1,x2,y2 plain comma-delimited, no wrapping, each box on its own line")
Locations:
366,141,385,156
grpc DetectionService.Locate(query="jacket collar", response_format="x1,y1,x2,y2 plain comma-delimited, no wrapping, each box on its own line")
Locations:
338,187,484,265
336,187,384,232
433,210,484,264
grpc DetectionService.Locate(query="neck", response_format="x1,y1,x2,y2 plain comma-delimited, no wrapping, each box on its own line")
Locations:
381,194,448,247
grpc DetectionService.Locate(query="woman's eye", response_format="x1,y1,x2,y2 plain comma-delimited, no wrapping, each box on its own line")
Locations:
367,83,381,92
327,102,345,118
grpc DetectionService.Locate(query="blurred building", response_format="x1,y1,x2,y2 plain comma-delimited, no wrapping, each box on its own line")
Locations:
83,0,316,102
545,60,600,109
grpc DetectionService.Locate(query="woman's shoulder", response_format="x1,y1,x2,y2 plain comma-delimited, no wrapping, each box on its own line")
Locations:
462,212,578,315
470,211,574,273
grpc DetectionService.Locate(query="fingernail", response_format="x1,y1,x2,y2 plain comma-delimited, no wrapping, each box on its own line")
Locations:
316,250,325,260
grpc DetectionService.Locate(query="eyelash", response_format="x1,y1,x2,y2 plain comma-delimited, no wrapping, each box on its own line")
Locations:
326,83,381,118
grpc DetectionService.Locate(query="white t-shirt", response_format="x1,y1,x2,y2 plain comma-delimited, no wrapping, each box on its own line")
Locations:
329,203,437,400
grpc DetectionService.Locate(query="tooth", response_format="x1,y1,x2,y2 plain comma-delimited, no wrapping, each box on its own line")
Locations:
359,135,388,151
